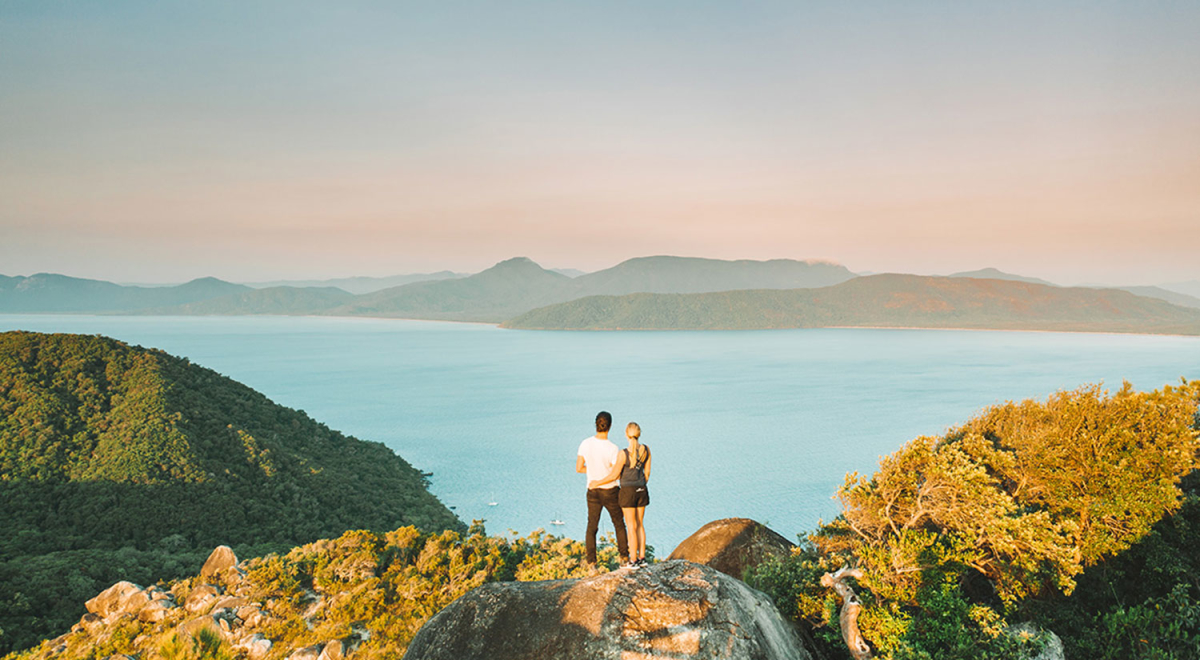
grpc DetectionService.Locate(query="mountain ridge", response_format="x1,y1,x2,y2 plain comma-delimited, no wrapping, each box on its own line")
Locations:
139,286,355,315
502,274,1200,334
0,274,250,313
948,267,1057,287
6,260,1200,333
241,271,464,295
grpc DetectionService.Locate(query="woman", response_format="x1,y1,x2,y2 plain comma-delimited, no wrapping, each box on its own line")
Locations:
589,421,651,567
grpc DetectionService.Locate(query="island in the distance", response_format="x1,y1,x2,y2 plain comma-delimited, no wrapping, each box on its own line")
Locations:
5,257,1200,335
502,273,1200,334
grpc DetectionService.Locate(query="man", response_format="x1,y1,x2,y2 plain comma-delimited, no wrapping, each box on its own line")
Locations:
576,410,630,565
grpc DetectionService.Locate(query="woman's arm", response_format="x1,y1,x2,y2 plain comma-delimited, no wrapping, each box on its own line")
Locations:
644,448,651,481
588,452,627,489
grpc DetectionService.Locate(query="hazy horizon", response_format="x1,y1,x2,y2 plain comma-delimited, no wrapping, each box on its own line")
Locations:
4,254,1199,291
3,2,1198,286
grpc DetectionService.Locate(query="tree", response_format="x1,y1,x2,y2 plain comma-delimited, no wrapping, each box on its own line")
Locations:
805,380,1200,657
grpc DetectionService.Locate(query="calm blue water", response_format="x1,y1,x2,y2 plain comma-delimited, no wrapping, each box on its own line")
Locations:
3,315,1199,552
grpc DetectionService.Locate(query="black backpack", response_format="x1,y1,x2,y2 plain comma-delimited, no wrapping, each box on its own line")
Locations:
620,445,649,487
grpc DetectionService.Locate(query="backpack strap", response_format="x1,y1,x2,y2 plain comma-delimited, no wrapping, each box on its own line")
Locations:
633,445,648,469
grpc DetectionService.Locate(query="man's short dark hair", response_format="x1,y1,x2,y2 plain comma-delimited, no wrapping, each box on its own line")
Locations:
595,411,612,433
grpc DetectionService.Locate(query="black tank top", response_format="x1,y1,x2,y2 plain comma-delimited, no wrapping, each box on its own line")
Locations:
619,445,649,488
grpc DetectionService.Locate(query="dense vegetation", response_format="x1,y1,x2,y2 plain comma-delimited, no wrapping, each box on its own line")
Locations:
0,332,461,653
503,274,1200,333
6,524,623,660
747,381,1200,659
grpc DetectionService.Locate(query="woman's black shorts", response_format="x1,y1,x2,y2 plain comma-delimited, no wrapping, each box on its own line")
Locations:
619,484,649,508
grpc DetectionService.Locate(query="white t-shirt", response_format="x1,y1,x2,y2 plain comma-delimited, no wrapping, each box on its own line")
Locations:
577,435,620,489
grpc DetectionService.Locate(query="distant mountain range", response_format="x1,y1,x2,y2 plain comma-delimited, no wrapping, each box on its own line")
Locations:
0,274,249,312
502,274,1200,334
570,255,854,296
1113,286,1200,310
323,256,857,322
946,268,1200,310
552,268,587,278
327,257,574,322
4,260,1200,334
242,271,464,295
948,267,1058,287
0,257,854,320
141,286,355,315
1156,279,1200,301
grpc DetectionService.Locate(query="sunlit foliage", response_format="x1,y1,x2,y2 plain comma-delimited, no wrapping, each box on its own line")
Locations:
4,524,619,660
749,380,1200,659
0,331,461,653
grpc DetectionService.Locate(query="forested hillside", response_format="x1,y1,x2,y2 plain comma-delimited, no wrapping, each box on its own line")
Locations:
0,332,461,652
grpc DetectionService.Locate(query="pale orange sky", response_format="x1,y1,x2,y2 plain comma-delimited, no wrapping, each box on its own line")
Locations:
2,2,1198,285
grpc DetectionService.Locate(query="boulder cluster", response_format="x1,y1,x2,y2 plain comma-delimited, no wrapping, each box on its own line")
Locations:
25,518,857,660
30,546,354,660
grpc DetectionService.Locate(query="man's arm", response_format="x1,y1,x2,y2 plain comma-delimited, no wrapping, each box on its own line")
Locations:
576,455,587,473
588,452,626,489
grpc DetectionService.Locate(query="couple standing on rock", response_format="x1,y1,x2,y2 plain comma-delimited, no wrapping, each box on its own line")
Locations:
575,410,652,568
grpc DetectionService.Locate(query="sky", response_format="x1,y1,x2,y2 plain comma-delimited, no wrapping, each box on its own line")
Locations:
2,1,1198,285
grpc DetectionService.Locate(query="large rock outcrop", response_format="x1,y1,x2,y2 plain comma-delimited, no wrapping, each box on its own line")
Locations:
83,581,177,624
668,518,795,579
403,559,812,660
200,545,240,580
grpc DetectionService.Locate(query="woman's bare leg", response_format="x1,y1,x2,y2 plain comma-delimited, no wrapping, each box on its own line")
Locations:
635,507,647,561
622,508,638,562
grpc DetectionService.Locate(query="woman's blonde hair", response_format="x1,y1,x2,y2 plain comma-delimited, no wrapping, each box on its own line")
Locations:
626,422,641,438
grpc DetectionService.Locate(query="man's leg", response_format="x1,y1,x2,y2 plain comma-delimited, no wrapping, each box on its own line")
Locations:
585,488,603,564
601,488,630,562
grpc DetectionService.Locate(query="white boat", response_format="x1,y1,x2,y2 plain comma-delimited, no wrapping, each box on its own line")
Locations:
550,519,565,526
488,494,498,506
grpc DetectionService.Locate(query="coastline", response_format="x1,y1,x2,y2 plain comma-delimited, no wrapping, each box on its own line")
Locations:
5,313,1200,338
497,323,1200,338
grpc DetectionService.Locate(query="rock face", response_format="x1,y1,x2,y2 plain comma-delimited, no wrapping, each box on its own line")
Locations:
84,582,146,621
200,545,240,580
83,581,177,624
668,518,795,579
403,560,812,660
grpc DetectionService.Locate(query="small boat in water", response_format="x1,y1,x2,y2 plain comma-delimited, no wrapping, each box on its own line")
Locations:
550,517,565,526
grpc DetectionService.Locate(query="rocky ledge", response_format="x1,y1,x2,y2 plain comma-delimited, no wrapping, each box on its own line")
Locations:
668,517,795,580
402,559,813,660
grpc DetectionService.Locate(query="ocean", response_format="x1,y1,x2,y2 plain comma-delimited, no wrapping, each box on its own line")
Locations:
3,314,1199,553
